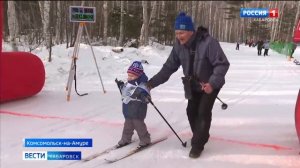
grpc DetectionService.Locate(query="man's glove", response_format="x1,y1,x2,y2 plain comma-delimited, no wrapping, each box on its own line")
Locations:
145,82,153,91
141,93,151,103
141,92,151,103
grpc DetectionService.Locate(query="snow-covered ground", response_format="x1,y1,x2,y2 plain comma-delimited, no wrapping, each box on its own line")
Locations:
1,42,300,168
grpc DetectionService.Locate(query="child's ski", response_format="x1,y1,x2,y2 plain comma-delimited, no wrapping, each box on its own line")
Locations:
64,140,137,167
82,140,137,162
105,137,167,163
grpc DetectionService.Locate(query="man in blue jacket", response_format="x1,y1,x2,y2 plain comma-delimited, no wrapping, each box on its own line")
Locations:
147,12,230,158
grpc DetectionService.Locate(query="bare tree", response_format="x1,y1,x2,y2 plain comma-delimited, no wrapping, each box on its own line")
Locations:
140,1,149,46
208,1,213,34
7,1,19,51
160,1,166,43
149,1,157,27
277,2,286,40
176,1,181,11
211,4,217,38
224,19,228,42
273,1,285,41
65,1,70,48
39,1,51,61
118,1,124,46
270,1,279,41
197,2,204,26
148,1,157,37
103,1,108,46
55,1,62,45
191,1,197,24
39,1,51,49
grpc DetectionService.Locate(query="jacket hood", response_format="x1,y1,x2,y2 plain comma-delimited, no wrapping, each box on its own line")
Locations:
183,26,209,48
196,26,209,41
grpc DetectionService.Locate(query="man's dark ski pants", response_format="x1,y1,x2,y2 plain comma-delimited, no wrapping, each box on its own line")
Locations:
186,89,220,150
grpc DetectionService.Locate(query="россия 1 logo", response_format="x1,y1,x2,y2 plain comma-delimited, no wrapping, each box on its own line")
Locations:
240,8,279,18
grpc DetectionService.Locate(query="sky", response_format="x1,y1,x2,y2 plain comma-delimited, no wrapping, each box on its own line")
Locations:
1,41,300,168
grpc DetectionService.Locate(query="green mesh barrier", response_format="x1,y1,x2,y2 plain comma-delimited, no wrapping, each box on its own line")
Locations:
270,41,294,56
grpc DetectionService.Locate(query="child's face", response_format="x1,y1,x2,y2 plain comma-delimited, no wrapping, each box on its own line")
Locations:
127,73,139,81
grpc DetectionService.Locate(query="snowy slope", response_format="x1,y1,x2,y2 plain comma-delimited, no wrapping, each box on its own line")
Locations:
1,42,300,168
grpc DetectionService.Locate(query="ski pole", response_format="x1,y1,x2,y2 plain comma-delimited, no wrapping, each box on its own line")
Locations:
147,98,187,147
200,82,228,110
115,78,122,94
216,97,228,110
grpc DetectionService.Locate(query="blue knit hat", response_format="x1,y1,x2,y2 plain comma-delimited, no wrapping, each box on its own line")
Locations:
127,61,144,77
174,12,195,31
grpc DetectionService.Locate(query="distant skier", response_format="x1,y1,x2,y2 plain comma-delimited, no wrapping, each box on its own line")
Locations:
236,41,240,50
115,61,151,147
263,40,270,56
249,39,254,47
257,39,264,56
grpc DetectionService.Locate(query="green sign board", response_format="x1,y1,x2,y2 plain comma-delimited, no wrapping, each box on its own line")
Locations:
69,6,96,23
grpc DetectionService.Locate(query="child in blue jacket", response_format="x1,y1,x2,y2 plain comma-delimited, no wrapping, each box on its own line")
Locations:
116,61,151,147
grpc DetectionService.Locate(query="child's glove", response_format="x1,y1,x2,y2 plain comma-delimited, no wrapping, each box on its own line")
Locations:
115,78,124,89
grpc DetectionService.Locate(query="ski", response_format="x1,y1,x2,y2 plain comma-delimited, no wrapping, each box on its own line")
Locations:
82,140,137,162
105,137,168,163
64,140,137,167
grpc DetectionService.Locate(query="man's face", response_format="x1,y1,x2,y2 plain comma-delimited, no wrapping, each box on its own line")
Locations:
175,30,194,45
